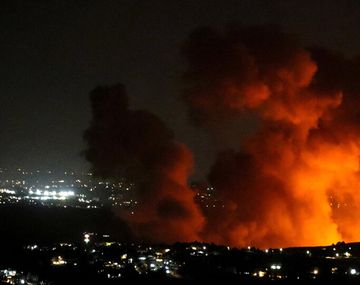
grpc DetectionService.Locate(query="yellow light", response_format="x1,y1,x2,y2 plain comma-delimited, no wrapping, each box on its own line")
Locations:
52,256,67,266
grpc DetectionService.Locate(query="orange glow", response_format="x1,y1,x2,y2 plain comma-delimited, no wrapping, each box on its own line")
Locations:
183,26,360,248
126,142,204,243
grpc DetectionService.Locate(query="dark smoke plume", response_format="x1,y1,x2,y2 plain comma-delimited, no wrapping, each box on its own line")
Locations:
84,84,204,242
83,25,360,249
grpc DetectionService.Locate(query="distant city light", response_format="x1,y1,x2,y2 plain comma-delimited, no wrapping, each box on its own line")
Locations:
84,233,91,244
52,256,67,266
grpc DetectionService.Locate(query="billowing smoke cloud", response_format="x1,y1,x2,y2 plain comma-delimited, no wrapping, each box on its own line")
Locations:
182,25,360,248
84,84,204,242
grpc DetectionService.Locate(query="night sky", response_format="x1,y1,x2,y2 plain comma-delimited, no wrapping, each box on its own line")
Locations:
1,0,360,176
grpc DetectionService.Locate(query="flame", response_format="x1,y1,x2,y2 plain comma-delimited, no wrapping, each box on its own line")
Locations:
183,26,360,248
85,26,360,248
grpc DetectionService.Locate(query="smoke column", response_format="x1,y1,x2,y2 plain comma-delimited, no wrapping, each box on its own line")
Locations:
182,25,360,248
84,84,204,242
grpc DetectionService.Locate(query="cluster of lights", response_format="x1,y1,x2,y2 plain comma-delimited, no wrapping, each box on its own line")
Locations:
0,269,27,284
0,168,138,210
270,264,282,270
52,256,67,266
18,238,360,283
14,189,76,202
189,245,208,256
0,189,16,194
84,233,91,244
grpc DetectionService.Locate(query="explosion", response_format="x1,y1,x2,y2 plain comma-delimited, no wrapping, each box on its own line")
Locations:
182,26,360,248
84,25,360,248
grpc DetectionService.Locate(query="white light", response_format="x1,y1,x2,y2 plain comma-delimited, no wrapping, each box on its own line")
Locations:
0,189,16,194
59,190,74,197
313,268,319,275
350,268,357,275
306,250,310,255
271,264,281,270
265,249,269,253
20,279,25,284
279,248,283,252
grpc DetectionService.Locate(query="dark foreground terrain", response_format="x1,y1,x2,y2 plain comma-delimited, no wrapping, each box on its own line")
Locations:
1,205,360,284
